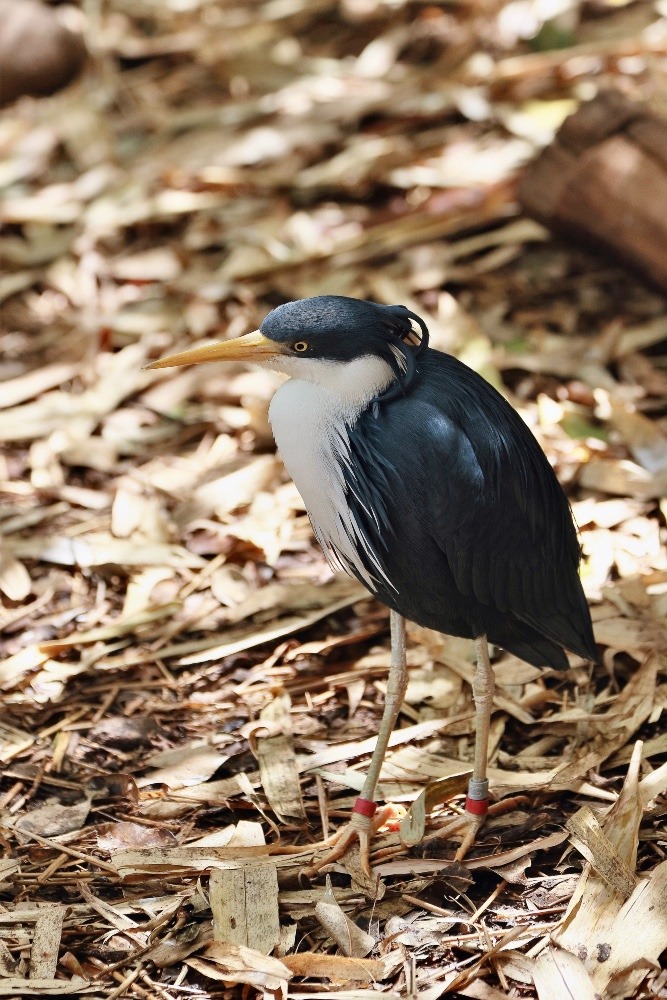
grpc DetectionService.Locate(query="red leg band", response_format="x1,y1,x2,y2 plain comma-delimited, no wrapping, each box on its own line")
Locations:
353,797,377,818
465,796,489,816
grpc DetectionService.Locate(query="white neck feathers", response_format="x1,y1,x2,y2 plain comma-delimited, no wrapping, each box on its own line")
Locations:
267,355,395,588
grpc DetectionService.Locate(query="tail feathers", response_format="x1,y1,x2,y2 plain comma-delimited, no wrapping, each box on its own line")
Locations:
517,607,598,665
495,632,569,670
492,605,598,669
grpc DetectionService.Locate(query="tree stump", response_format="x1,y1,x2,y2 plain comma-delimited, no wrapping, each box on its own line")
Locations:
518,90,667,293
0,0,86,107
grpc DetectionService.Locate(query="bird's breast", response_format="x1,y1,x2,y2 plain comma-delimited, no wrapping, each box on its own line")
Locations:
268,377,387,590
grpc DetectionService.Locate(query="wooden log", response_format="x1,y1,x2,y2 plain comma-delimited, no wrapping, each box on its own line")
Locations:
518,90,667,292
0,0,86,107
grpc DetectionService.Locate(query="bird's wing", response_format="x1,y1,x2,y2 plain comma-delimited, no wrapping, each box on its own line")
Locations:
402,361,591,654
429,411,565,600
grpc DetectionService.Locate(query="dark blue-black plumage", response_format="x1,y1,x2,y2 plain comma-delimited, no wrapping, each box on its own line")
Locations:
346,351,596,668
261,296,597,670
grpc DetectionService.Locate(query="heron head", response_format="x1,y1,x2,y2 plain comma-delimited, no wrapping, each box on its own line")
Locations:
147,296,429,402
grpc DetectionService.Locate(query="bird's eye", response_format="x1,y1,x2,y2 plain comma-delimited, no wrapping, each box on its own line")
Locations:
293,341,309,352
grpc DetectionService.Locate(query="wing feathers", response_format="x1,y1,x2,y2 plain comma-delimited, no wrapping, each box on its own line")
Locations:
345,349,596,665
406,353,595,660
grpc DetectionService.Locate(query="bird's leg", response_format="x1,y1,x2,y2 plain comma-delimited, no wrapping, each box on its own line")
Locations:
422,634,495,859
308,610,408,876
356,610,407,807
458,633,495,854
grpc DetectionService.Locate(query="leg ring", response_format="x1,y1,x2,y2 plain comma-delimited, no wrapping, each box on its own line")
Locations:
353,798,377,818
465,778,489,816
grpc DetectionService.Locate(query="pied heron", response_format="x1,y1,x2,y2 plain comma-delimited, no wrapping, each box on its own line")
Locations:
149,296,597,870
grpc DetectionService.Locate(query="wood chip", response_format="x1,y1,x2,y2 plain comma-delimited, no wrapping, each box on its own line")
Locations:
28,907,65,980
210,865,280,954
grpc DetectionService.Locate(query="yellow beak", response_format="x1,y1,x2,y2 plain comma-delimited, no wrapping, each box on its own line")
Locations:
146,330,287,369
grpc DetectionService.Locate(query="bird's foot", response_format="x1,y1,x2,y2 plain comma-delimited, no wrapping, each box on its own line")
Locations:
306,799,397,877
422,792,529,860
454,779,490,860
429,807,487,861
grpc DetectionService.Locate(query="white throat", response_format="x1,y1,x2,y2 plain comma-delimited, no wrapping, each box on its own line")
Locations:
267,355,395,588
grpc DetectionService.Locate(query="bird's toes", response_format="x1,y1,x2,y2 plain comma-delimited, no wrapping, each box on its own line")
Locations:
453,815,485,861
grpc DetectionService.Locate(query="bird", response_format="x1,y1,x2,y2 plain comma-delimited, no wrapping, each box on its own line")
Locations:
148,295,597,872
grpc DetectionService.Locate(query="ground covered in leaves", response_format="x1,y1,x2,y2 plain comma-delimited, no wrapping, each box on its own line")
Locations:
1,1,667,998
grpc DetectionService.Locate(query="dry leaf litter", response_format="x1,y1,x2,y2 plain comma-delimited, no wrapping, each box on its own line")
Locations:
1,1,667,998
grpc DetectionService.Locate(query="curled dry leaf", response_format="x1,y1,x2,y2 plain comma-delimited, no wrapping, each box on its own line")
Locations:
400,771,471,847
314,877,375,957
0,548,31,601
97,821,178,853
282,952,389,982
190,941,292,990
137,743,230,790
255,689,305,821
14,796,91,838
540,742,667,998
533,948,596,1000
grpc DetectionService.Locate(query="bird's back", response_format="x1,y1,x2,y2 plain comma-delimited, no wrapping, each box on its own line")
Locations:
345,349,597,669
